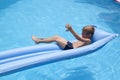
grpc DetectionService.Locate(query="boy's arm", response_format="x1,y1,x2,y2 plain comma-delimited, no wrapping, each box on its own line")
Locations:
66,24,89,42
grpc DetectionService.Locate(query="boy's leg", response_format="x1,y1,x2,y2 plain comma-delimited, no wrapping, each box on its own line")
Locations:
32,35,68,49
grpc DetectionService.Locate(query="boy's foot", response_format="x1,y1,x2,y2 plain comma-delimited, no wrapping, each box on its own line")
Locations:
32,35,40,44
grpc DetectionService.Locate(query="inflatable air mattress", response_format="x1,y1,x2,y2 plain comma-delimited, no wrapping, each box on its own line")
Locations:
0,28,118,74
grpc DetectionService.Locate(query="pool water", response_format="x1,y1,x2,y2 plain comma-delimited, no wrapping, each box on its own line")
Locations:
0,0,120,80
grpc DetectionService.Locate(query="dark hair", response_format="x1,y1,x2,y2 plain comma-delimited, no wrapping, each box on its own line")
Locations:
83,25,95,36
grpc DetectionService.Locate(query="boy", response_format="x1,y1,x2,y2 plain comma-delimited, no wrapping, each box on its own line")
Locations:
32,24,95,50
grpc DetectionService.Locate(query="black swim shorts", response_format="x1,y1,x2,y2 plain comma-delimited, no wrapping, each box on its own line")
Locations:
63,41,73,50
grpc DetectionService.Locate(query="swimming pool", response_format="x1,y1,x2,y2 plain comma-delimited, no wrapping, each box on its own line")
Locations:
0,0,120,80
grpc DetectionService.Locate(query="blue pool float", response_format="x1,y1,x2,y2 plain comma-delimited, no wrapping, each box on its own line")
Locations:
0,28,118,74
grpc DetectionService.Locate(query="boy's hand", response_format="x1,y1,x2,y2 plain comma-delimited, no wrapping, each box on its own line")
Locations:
65,24,72,31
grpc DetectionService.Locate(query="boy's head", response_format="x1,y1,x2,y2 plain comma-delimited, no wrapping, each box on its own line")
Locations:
82,25,95,38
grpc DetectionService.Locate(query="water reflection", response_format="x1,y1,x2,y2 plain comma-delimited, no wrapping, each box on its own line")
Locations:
74,0,120,11
0,0,21,9
99,12,120,33
74,0,120,33
62,66,95,80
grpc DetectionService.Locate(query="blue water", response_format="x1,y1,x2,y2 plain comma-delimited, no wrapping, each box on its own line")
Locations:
0,0,120,80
